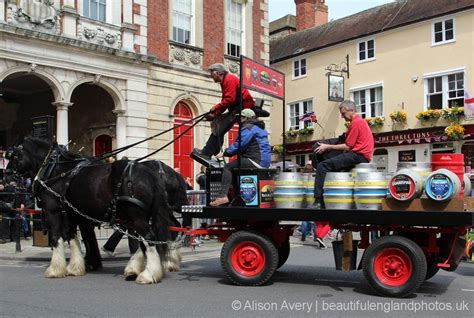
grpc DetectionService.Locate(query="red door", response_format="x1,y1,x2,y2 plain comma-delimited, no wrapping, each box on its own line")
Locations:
173,102,194,184
95,135,112,157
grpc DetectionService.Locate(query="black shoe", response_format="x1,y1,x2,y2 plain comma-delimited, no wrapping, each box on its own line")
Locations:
314,237,327,249
301,234,306,242
192,148,211,160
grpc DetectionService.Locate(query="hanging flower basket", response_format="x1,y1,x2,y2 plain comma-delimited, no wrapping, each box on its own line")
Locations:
444,123,465,140
390,111,407,124
415,109,442,121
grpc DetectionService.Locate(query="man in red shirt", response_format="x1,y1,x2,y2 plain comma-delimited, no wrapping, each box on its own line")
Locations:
193,63,255,159
310,100,374,209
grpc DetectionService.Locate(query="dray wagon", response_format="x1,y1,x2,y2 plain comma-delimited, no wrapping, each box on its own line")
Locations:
181,201,473,298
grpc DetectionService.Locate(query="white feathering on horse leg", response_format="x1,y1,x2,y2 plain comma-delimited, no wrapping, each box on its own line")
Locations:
124,249,145,278
163,247,181,272
66,238,86,276
136,246,163,284
45,238,67,278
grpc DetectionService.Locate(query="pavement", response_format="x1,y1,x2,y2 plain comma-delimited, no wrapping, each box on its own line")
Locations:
0,231,330,263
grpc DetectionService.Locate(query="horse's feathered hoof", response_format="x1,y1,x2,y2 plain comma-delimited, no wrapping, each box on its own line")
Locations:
45,266,67,278
136,269,161,284
66,262,86,276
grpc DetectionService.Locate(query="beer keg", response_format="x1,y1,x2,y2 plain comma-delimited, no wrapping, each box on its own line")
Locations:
323,172,354,210
354,172,387,210
388,169,424,201
273,172,305,208
425,169,461,202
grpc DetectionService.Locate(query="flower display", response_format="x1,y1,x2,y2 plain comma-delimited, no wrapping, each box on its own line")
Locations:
284,130,299,138
415,109,442,121
272,144,284,154
442,106,465,123
444,123,465,140
390,111,407,123
365,116,385,128
298,127,314,136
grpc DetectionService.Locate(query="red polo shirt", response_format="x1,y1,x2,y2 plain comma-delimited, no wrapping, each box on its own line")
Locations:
213,73,255,116
345,114,374,161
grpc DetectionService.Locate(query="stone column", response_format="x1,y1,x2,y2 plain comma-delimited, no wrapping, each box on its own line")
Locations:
52,102,73,146
113,109,127,153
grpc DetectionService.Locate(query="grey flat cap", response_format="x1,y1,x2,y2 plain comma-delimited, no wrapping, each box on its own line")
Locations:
208,63,227,73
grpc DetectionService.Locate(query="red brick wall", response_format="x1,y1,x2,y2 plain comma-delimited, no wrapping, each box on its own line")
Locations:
203,0,225,68
252,0,263,64
314,2,328,27
147,0,169,60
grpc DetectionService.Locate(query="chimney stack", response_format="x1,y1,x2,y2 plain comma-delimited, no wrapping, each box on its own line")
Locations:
295,0,328,31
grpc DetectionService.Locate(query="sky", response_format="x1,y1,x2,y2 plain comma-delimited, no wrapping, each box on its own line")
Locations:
269,0,395,22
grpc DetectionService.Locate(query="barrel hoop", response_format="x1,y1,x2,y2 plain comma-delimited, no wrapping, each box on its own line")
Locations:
323,181,355,186
354,189,388,196
354,181,387,186
354,198,384,203
276,181,304,185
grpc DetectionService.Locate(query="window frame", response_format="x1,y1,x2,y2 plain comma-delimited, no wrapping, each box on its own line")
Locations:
83,0,107,22
356,37,376,64
350,83,384,119
423,68,465,110
292,58,307,80
226,0,244,57
288,99,314,130
431,17,456,46
172,0,194,45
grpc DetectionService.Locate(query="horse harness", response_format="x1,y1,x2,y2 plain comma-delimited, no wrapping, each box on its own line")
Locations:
31,143,150,225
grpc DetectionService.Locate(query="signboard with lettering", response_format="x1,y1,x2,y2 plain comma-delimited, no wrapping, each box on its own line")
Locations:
398,150,416,162
241,56,285,100
31,116,54,140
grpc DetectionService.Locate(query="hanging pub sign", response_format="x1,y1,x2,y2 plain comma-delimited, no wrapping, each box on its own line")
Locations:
31,115,54,140
398,150,416,162
328,74,344,102
241,56,285,100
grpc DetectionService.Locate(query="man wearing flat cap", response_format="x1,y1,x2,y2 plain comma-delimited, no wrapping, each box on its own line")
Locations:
193,63,255,159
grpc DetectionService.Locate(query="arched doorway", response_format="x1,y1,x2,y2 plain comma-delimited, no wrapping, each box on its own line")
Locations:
173,102,194,183
0,73,55,149
70,84,116,156
95,134,112,157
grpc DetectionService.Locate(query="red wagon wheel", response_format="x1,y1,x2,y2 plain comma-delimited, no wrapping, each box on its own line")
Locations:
362,236,427,298
221,230,278,286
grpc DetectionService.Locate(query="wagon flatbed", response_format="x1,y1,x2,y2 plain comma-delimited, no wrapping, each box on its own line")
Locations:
182,206,473,227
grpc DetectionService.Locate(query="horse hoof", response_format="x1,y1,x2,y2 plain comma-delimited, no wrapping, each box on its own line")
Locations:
85,263,102,272
45,267,67,278
136,269,161,284
163,261,180,272
125,274,137,281
66,264,86,276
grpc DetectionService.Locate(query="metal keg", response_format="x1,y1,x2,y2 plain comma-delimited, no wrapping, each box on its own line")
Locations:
301,172,315,204
323,172,354,210
354,172,387,210
350,163,376,178
273,172,305,208
388,168,424,201
425,169,461,202
397,162,432,180
464,174,472,197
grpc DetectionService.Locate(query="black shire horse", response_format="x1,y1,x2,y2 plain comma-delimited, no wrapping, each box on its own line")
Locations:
7,137,177,284
79,159,189,271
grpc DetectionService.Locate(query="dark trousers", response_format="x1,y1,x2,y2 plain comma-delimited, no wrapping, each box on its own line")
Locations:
314,152,368,201
202,112,237,156
103,229,139,254
218,158,257,198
